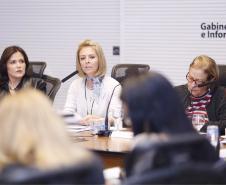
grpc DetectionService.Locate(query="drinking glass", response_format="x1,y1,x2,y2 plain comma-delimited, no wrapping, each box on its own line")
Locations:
112,110,122,131
192,114,205,131
91,119,105,134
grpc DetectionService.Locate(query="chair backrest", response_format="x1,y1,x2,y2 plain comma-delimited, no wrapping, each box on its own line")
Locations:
0,158,105,184
28,62,47,78
218,64,226,87
123,163,226,185
123,133,225,184
42,74,61,101
111,64,150,85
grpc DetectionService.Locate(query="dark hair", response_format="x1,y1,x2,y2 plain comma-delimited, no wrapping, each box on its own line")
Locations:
0,46,30,81
121,72,194,136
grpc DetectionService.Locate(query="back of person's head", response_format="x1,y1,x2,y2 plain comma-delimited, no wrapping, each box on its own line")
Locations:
76,39,107,77
0,88,91,170
121,71,194,136
0,45,30,81
190,55,219,81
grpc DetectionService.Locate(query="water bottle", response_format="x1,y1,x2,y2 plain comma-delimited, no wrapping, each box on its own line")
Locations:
206,125,219,148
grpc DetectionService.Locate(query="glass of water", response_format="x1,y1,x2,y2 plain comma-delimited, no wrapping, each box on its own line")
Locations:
91,119,105,134
112,109,122,131
192,114,205,131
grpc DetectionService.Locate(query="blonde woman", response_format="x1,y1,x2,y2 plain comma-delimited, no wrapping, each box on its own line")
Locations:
0,88,104,184
64,39,122,126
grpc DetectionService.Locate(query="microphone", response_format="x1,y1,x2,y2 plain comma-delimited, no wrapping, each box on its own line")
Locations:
61,71,79,83
197,80,217,88
97,84,121,137
181,80,217,107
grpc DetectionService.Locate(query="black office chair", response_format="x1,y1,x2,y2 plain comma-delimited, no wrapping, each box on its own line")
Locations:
123,133,226,184
218,64,226,87
111,64,150,85
0,157,104,184
28,62,47,78
123,163,226,185
42,74,61,101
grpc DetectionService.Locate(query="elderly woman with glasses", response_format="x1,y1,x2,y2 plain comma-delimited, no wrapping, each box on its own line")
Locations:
175,55,226,135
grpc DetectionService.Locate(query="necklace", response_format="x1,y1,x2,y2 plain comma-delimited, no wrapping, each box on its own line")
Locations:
8,83,18,91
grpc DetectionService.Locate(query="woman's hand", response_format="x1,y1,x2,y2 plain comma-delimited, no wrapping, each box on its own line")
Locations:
79,115,104,125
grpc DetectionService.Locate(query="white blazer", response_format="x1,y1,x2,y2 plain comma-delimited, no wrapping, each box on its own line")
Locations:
64,76,122,120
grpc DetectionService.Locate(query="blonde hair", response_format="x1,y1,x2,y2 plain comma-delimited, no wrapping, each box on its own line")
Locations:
0,88,91,170
189,55,219,81
76,39,107,77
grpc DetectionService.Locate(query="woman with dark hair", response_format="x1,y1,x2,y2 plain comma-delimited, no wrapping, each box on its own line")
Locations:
120,72,221,184
0,45,46,100
121,71,194,136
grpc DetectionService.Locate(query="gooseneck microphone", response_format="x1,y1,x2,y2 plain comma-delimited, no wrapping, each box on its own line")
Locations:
97,83,121,137
197,80,217,88
61,71,79,83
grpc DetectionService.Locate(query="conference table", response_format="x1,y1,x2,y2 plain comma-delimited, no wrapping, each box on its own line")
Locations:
69,129,226,169
70,130,133,168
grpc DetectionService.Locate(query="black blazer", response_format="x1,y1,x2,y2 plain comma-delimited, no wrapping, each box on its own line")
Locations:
0,76,46,100
175,84,226,135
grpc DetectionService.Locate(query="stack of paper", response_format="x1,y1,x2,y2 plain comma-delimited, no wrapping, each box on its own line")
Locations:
111,130,133,139
67,125,92,133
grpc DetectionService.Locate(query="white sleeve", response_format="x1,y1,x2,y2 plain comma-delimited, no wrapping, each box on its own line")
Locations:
63,81,78,114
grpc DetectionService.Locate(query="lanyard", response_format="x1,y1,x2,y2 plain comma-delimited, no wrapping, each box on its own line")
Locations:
85,79,95,115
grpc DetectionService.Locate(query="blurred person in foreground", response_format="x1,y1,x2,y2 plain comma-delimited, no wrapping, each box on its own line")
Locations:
175,55,226,135
64,39,122,126
0,88,104,184
120,72,220,182
0,45,46,100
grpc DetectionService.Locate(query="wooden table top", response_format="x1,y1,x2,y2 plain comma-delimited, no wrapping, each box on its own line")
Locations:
70,131,133,153
69,130,226,158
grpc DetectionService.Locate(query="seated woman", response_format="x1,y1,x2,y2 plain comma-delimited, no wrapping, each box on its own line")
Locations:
120,71,222,184
0,89,104,184
175,55,226,135
0,45,46,100
64,39,122,126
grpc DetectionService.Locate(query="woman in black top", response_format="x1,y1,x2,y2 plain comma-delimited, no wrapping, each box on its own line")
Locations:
0,45,46,100
120,72,222,184
175,55,226,135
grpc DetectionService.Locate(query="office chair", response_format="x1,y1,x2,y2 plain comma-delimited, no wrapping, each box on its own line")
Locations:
42,74,61,101
218,64,226,87
0,157,104,184
123,163,226,185
28,62,47,78
111,64,150,85
123,133,226,184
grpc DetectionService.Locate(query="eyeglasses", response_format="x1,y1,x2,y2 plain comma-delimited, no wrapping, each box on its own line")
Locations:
186,73,206,85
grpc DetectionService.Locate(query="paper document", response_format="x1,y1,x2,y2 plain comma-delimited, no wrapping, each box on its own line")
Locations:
67,125,92,133
104,167,121,179
111,130,133,139
220,148,226,159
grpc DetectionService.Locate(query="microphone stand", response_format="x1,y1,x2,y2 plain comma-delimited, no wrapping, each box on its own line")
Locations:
97,84,121,137
61,71,78,83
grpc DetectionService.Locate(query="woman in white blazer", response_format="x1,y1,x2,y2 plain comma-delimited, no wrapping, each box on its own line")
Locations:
64,39,122,127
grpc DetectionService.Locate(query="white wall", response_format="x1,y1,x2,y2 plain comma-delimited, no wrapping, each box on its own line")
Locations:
121,0,226,85
1,0,226,109
0,0,120,109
